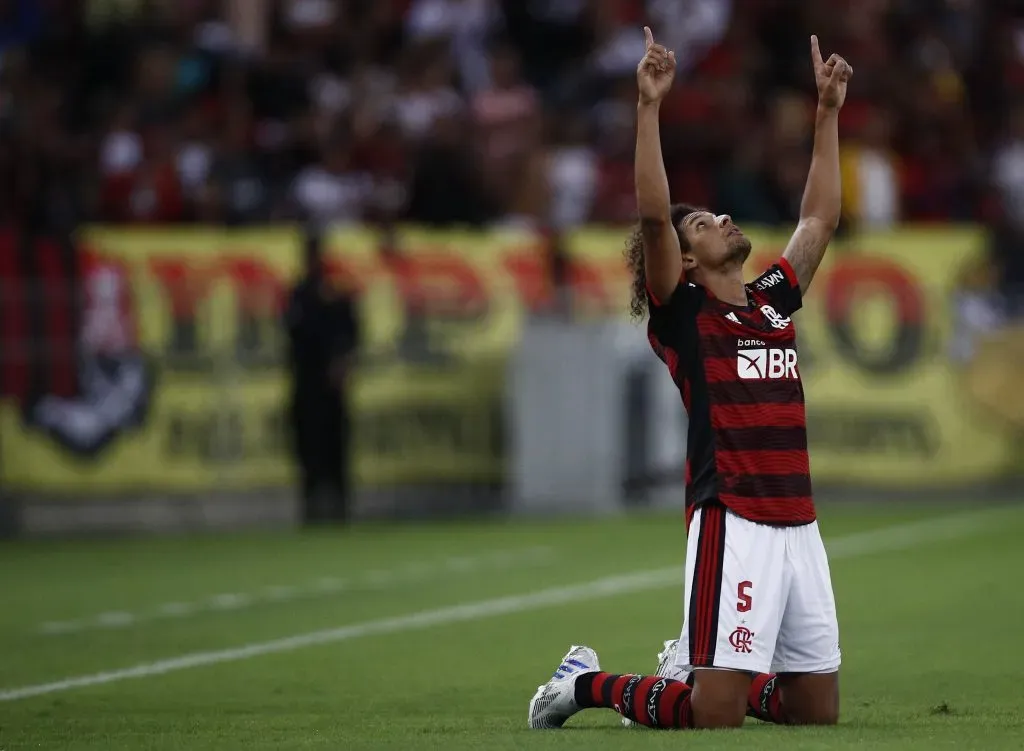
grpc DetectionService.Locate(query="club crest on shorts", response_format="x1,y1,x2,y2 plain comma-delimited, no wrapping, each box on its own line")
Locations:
729,625,754,654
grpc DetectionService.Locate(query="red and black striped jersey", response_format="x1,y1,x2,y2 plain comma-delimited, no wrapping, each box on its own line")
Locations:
646,258,813,527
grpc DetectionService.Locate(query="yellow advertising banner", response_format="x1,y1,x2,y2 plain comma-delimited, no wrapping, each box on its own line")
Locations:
0,227,518,491
0,225,1018,493
0,228,296,491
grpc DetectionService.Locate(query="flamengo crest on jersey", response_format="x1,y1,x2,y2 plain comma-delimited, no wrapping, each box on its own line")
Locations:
759,304,791,330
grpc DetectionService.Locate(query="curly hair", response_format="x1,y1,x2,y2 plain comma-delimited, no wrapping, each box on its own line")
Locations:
625,203,700,320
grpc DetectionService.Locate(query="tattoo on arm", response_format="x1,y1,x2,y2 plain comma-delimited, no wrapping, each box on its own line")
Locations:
783,219,832,294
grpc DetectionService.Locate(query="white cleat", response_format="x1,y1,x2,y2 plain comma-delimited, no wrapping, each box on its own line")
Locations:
527,645,600,729
622,639,683,728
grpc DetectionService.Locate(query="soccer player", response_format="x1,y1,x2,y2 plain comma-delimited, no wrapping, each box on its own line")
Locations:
528,28,852,731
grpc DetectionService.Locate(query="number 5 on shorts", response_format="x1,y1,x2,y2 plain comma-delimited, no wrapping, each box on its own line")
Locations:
737,581,753,613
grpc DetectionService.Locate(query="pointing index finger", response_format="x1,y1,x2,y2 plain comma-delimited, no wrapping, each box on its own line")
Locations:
644,26,654,49
811,34,824,70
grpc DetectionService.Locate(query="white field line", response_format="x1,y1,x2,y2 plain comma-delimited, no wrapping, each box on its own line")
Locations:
37,546,555,636
3,507,1013,703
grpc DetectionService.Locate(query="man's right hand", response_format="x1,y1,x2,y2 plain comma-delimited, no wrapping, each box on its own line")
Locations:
637,26,676,106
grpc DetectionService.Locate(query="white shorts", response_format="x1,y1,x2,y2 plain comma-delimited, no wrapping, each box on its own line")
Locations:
673,504,841,676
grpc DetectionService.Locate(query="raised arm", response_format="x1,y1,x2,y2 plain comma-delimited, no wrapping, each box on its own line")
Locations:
783,35,853,294
636,27,681,304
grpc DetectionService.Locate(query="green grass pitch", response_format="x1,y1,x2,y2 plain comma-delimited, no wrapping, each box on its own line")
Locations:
1,501,1023,750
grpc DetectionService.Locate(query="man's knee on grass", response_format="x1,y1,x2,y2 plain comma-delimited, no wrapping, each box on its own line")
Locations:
691,669,750,728
778,672,840,726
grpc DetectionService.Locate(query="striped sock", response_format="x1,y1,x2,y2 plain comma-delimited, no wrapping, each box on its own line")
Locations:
574,672,694,728
747,673,785,724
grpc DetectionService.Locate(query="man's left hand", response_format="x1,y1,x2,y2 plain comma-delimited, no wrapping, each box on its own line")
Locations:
811,35,852,111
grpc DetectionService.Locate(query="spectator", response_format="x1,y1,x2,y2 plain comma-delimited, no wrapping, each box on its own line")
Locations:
291,129,373,227
99,124,184,223
840,109,900,229
405,114,493,225
545,111,598,229
586,0,647,82
592,89,638,225
132,44,182,126
202,105,272,225
405,0,502,94
648,0,732,74
473,43,541,218
391,42,463,143
175,101,213,196
993,103,1024,233
472,43,538,167
99,102,143,177
0,0,1017,233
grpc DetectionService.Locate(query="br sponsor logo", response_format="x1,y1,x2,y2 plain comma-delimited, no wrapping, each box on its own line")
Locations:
737,347,799,380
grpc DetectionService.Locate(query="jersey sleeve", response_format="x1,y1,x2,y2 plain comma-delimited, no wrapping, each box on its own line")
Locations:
750,258,803,317
646,281,701,358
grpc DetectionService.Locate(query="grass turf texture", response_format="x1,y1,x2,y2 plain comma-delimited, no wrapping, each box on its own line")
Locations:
1,502,1023,750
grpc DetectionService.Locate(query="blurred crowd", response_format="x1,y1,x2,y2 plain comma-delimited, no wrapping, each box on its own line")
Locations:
0,0,1023,304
